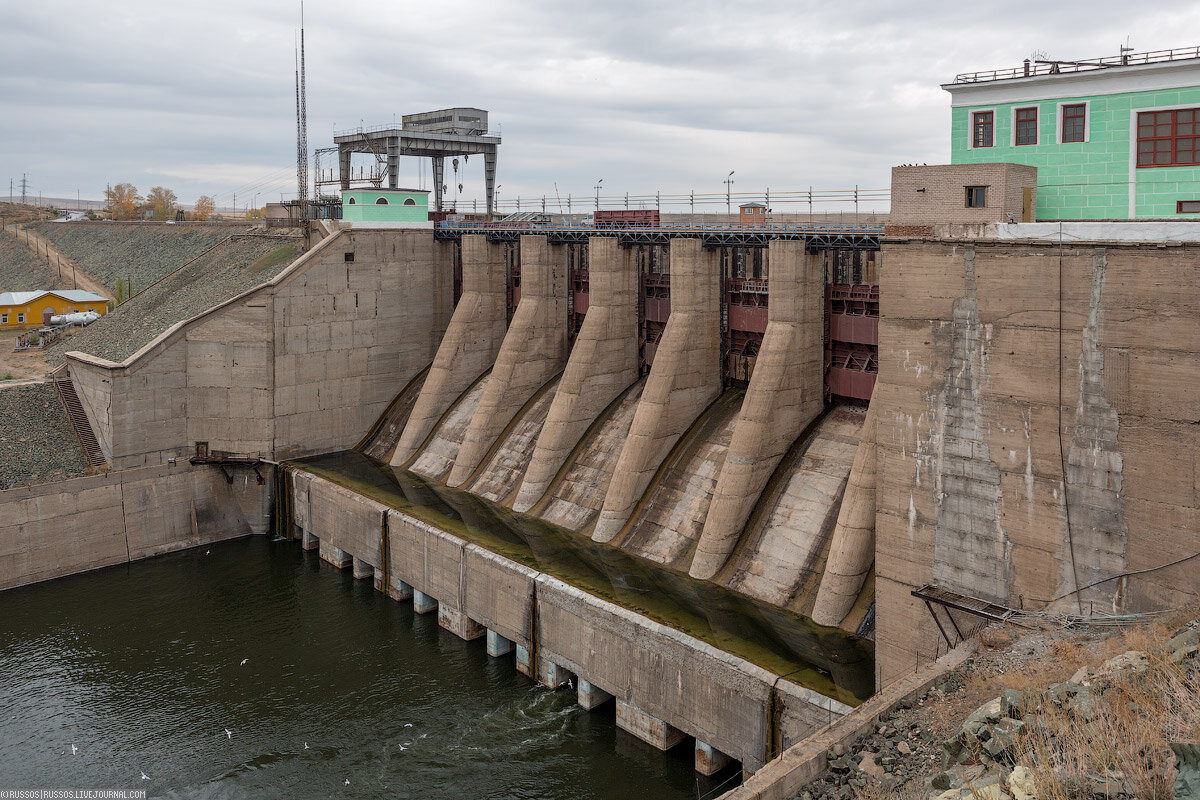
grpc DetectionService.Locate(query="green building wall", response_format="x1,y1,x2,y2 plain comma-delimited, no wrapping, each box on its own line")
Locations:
341,189,429,224
951,86,1200,220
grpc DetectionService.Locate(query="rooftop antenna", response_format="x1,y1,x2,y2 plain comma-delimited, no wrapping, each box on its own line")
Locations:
295,1,309,215
1120,37,1133,65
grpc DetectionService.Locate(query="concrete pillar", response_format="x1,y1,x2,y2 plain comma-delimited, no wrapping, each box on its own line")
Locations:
373,572,414,601
438,604,486,640
514,237,640,511
486,629,513,657
392,235,508,466
319,541,352,569
593,239,721,542
412,590,438,615
301,529,318,551
448,235,569,486
615,700,687,750
351,557,374,580
576,679,613,710
538,659,571,690
515,644,534,679
690,242,825,579
811,402,878,627
695,741,734,776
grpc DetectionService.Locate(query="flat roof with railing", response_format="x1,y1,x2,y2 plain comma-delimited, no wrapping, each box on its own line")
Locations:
949,45,1200,85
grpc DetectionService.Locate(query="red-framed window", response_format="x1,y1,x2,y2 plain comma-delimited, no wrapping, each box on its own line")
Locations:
1061,104,1086,143
1138,109,1199,167
1015,107,1038,145
972,111,994,147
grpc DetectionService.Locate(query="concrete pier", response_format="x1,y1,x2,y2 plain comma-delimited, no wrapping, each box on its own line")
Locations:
393,235,508,466
539,660,572,690
448,236,569,486
352,556,374,579
438,603,486,640
695,740,734,776
811,403,877,628
374,572,414,601
616,700,687,750
486,629,513,657
593,239,721,542
319,541,352,569
301,529,318,551
576,679,613,710
690,242,825,579
513,237,639,511
413,589,438,614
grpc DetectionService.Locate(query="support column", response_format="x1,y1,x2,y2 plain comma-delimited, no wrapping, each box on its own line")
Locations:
690,242,824,578
811,402,877,627
576,679,613,710
593,239,721,542
301,530,318,551
695,741,734,776
538,659,571,690
438,604,486,640
413,590,438,615
386,136,399,189
486,630,513,657
319,541,352,569
374,571,414,601
392,235,508,465
448,235,568,486
432,157,444,212
338,147,351,190
514,237,639,511
615,700,687,750
351,557,374,580
484,149,497,216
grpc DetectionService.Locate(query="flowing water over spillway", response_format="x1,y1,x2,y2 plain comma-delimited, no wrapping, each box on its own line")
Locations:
0,537,739,799
292,450,875,705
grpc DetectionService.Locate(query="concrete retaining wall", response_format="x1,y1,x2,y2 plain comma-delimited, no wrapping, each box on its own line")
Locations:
0,462,268,591
292,468,851,773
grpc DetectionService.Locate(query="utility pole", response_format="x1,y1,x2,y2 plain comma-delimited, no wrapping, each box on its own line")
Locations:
724,170,735,216
594,178,603,211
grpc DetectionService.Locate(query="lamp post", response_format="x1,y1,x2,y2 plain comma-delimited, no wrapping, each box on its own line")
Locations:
495,185,501,216
594,178,603,211
724,170,735,216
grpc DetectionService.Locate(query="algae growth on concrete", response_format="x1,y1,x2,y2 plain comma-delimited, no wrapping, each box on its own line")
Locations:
290,450,875,705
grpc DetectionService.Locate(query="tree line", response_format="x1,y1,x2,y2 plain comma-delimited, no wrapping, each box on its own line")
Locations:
102,184,262,222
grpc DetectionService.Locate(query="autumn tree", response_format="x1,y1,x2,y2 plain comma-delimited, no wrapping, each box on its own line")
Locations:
104,183,141,220
145,186,177,221
194,195,215,221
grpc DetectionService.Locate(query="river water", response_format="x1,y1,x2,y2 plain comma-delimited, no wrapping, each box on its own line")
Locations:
0,537,740,799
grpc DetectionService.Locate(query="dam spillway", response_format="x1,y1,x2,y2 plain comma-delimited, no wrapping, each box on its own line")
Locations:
281,450,873,775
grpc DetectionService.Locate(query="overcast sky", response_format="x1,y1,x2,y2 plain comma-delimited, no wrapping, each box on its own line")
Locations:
2,1,1198,213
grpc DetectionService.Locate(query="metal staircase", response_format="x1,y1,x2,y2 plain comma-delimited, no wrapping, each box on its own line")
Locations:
54,377,106,469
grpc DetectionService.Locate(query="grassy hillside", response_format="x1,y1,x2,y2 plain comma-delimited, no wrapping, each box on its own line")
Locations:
0,236,52,292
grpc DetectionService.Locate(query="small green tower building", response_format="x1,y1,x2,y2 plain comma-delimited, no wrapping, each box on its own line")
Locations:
340,188,431,227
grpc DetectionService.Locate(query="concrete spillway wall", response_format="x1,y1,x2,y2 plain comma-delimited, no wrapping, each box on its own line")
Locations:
289,467,851,775
874,238,1200,687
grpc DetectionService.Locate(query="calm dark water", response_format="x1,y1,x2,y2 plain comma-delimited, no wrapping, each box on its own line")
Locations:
0,537,740,799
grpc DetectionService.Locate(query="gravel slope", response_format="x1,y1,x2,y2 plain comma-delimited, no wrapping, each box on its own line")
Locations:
0,235,52,291
33,222,254,292
0,382,88,489
43,236,301,367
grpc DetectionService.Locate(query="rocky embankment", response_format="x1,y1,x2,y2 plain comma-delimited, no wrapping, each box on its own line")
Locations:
0,382,88,489
32,222,253,292
795,618,1200,800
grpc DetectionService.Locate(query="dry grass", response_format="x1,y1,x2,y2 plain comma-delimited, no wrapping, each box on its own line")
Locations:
1013,644,1199,799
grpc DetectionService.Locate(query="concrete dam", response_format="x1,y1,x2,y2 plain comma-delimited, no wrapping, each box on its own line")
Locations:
271,227,884,775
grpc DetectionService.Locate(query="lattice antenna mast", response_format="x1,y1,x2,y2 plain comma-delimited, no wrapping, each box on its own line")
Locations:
295,1,309,212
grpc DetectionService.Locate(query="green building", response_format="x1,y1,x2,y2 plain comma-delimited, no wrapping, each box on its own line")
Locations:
340,188,430,226
945,47,1200,220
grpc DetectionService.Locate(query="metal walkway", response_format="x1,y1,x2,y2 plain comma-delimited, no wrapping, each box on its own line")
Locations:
54,377,106,469
433,221,883,251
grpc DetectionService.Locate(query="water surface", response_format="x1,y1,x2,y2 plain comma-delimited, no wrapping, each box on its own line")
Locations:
0,537,739,799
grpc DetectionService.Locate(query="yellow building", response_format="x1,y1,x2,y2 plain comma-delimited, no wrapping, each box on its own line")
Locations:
0,290,109,327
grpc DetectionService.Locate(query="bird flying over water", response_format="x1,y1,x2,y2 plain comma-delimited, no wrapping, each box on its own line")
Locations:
240,658,248,666
70,744,77,755
225,728,232,739
304,742,309,749
141,772,150,780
